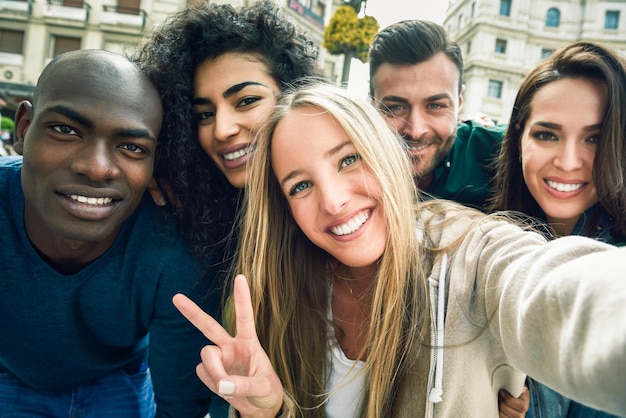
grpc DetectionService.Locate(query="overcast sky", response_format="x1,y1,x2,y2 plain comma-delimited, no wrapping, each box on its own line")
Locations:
366,0,448,27
347,0,449,95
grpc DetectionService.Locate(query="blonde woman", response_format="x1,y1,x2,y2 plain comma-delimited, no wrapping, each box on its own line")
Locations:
174,83,626,417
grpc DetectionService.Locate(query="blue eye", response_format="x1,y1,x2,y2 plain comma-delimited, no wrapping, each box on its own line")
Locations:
380,103,408,118
340,153,361,169
289,181,312,196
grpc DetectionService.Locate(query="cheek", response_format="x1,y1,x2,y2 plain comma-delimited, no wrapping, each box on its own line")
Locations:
384,114,403,131
197,127,219,158
584,148,597,168
433,115,456,139
288,202,311,233
127,161,155,190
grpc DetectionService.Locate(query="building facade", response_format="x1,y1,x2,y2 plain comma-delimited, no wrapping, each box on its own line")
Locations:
0,0,342,117
444,0,626,123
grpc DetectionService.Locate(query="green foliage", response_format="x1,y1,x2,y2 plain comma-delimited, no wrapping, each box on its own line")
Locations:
323,5,379,63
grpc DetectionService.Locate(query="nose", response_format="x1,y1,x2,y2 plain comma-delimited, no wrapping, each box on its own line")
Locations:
70,140,120,182
400,109,429,141
213,108,240,142
318,180,349,215
554,140,584,172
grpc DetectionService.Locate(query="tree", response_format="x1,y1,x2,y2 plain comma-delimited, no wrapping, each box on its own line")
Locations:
323,3,379,84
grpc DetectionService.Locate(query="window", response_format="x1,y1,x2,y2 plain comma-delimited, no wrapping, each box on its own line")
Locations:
605,10,620,29
51,35,81,57
458,14,463,29
488,80,503,99
495,38,507,54
471,2,475,17
499,0,511,17
0,29,24,54
541,48,553,59
117,0,140,15
546,8,560,27
467,40,472,54
62,0,85,7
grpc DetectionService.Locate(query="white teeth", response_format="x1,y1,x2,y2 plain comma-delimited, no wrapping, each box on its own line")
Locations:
70,195,113,205
546,180,584,193
330,211,369,236
223,144,255,161
406,141,428,151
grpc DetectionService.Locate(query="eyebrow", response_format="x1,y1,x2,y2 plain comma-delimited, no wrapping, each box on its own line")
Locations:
278,141,351,188
114,128,157,143
531,121,603,132
381,93,453,103
46,105,156,142
192,81,270,106
47,105,92,128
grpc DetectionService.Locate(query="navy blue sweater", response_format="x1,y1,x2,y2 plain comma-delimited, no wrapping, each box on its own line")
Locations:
0,157,224,417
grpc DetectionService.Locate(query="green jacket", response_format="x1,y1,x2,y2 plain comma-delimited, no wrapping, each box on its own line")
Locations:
424,120,504,211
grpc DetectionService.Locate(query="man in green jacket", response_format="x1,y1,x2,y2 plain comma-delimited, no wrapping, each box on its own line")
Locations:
369,19,504,211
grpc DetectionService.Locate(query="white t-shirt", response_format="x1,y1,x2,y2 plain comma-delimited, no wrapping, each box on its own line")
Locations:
325,341,367,417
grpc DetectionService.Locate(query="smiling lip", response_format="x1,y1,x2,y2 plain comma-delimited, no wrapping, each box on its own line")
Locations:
328,209,371,237
219,143,256,169
59,192,120,221
404,140,432,156
543,179,587,197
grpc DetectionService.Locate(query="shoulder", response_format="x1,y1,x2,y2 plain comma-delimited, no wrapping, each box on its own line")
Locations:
0,156,22,171
456,120,505,144
0,156,22,188
418,200,545,249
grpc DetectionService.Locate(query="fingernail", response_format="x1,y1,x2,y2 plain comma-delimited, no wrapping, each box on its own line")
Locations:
218,380,235,396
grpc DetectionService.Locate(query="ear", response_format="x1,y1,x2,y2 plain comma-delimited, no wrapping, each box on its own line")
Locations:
458,84,465,110
12,100,33,156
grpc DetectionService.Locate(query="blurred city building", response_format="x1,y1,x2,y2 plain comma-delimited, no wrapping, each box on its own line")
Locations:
0,0,344,117
444,0,626,123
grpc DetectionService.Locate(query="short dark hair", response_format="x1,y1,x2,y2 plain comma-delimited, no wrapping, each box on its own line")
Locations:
369,20,463,96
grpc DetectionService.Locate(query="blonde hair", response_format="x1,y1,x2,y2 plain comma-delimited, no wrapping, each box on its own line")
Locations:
228,82,433,417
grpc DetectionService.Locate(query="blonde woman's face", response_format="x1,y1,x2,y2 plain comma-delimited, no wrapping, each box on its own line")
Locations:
193,53,280,188
520,77,605,235
270,108,387,272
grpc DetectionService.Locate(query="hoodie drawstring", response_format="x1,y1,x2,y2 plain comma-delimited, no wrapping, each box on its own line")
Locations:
428,253,447,403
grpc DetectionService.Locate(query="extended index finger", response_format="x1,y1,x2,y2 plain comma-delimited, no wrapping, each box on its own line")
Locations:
231,274,259,341
173,293,232,346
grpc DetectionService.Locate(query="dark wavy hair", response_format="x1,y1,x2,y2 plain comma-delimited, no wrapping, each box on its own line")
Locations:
131,0,323,262
490,41,626,240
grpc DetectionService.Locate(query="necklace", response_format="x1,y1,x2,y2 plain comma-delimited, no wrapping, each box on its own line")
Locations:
335,275,372,306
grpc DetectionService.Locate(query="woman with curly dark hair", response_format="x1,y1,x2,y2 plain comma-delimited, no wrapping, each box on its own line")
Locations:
132,0,324,263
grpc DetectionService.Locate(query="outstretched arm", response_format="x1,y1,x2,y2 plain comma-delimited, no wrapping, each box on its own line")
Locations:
173,274,284,418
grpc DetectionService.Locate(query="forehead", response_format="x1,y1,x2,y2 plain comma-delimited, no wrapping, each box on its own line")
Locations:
36,66,162,131
194,53,278,95
372,52,460,101
528,77,607,120
272,107,347,154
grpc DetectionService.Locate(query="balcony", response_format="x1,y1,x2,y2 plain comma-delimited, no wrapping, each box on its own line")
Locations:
0,0,33,21
43,0,90,27
100,5,147,33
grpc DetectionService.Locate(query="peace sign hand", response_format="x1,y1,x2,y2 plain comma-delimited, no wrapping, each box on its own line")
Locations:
173,274,284,418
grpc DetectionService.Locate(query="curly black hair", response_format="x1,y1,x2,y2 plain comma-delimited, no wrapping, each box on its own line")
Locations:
132,0,324,263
